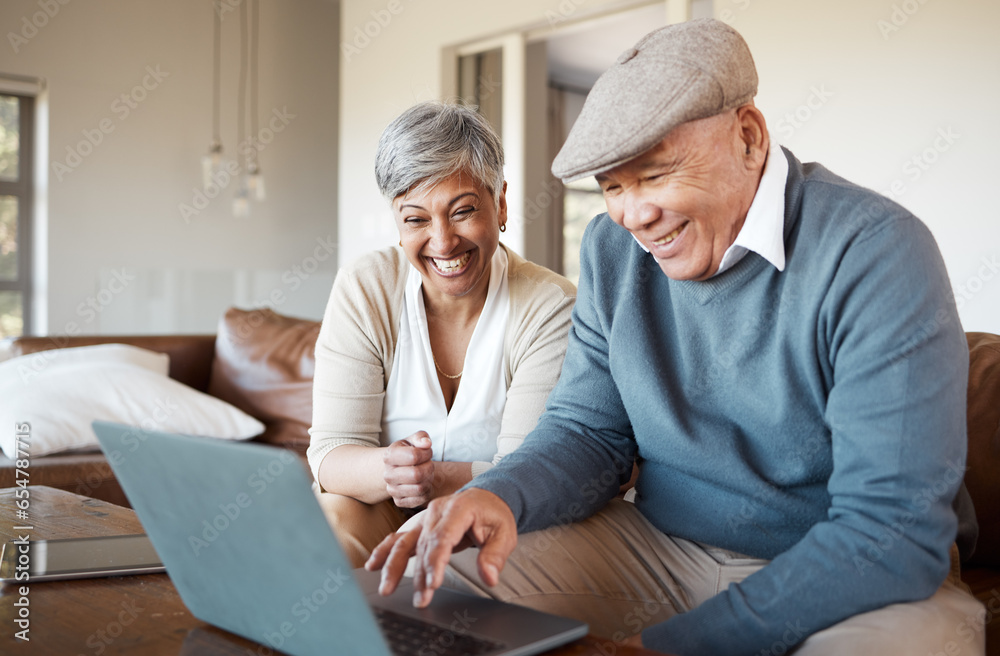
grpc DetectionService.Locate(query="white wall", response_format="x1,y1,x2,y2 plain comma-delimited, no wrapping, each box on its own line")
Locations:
728,0,1000,332
337,0,647,264
0,0,339,335
339,0,1000,333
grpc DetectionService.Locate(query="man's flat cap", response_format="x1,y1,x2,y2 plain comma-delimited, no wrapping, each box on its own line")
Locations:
551,18,758,182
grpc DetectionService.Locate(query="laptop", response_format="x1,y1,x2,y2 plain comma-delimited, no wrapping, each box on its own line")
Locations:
92,421,588,656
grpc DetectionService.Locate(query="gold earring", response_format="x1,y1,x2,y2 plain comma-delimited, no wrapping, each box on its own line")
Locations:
398,240,402,247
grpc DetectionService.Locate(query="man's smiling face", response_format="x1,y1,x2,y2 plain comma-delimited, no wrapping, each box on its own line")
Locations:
595,107,765,281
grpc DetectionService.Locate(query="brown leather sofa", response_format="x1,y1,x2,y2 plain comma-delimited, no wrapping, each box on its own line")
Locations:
961,332,1000,654
0,308,319,507
2,315,999,652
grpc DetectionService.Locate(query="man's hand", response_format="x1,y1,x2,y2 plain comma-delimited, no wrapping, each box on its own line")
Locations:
365,488,518,608
383,432,435,508
621,633,644,649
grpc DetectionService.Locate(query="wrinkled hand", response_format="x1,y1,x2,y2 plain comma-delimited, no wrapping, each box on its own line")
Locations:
365,488,518,608
383,433,434,508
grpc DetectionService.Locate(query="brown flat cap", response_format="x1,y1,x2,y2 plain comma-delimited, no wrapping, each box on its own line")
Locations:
551,18,758,182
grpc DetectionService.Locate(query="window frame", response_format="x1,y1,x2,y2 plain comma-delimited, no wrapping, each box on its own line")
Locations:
0,93,34,336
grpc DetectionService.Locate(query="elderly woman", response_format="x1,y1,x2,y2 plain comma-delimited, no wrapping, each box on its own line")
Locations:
307,102,576,567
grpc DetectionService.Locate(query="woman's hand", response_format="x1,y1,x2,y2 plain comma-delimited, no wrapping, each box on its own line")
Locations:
383,432,435,508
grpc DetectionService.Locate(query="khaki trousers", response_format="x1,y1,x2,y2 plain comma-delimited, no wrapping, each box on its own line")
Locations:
316,493,408,569
445,499,986,655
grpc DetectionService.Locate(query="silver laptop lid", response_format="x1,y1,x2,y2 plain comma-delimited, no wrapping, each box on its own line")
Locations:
93,421,391,656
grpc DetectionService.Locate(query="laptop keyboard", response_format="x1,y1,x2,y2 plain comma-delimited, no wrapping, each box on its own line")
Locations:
373,606,506,656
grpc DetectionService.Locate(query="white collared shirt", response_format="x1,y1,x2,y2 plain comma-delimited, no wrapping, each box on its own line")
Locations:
629,139,789,277
713,139,788,276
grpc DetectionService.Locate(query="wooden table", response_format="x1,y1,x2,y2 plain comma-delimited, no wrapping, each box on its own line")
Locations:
0,487,663,655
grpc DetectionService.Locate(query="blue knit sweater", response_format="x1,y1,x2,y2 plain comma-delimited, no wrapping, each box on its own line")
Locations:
469,149,969,655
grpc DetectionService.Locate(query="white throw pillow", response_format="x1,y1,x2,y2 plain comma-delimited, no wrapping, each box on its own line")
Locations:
0,350,265,458
0,343,170,384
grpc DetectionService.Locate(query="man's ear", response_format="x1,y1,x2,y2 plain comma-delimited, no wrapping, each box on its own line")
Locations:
736,104,769,170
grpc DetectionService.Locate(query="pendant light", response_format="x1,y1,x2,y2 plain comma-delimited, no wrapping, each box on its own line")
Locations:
232,0,250,216
201,0,224,191
246,0,265,201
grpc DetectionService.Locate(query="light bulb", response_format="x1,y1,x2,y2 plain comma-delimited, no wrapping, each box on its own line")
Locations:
233,178,250,218
246,163,266,201
201,142,224,191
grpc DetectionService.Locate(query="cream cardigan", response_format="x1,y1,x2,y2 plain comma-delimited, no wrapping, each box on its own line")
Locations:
308,244,576,489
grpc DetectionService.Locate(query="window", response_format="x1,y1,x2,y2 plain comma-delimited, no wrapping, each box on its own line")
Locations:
0,93,33,338
457,48,503,136
561,177,605,285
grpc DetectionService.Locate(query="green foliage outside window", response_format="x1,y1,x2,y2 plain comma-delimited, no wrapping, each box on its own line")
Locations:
563,179,606,285
0,196,17,280
0,96,18,181
0,94,28,337
0,291,22,338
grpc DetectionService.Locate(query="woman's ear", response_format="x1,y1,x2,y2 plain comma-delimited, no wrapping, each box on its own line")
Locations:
498,180,508,224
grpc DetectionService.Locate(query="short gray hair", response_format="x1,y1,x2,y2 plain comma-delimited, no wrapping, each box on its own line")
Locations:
374,102,505,205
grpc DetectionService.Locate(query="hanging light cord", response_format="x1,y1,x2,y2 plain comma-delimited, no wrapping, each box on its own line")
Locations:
249,0,259,171
211,1,221,146
237,0,248,169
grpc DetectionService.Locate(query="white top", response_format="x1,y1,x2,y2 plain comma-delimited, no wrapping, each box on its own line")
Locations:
713,139,789,276
380,247,510,463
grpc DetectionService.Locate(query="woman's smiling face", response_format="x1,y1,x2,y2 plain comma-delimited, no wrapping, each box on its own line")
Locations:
393,172,506,305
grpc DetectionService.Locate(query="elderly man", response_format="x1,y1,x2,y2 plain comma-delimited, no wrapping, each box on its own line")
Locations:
369,18,985,655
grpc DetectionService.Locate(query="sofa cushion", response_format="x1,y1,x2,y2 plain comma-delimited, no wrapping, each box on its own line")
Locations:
964,332,1000,568
1,343,170,380
208,308,320,455
0,356,265,457
7,335,217,392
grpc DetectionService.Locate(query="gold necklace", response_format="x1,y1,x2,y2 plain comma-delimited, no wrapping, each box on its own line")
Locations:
432,353,463,379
